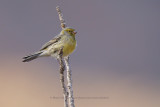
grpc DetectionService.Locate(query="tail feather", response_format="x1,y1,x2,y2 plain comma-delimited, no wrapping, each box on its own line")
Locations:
22,52,42,62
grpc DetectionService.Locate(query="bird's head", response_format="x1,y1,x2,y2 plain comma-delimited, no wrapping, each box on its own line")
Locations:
61,27,77,37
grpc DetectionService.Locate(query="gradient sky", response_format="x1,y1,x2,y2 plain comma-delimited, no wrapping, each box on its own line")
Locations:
0,0,160,107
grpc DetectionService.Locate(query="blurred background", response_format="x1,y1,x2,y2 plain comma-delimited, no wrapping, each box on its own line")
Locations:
0,0,160,107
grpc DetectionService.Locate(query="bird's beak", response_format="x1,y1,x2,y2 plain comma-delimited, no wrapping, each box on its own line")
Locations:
73,31,77,35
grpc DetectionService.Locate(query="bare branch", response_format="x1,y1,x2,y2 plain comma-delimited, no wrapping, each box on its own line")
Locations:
56,6,75,107
64,56,75,107
56,6,66,29
57,47,68,107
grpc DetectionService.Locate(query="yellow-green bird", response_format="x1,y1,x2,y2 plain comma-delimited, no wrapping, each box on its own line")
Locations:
23,27,77,62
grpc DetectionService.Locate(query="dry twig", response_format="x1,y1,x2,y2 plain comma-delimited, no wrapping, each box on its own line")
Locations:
57,47,68,107
56,6,75,107
64,57,75,107
56,6,66,29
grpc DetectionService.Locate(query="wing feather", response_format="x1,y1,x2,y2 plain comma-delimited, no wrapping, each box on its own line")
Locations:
40,36,61,51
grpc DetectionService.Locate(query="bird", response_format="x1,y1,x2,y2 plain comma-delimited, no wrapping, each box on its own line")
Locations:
22,27,77,62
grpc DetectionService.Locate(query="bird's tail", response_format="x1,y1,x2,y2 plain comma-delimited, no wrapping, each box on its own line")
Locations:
22,51,43,62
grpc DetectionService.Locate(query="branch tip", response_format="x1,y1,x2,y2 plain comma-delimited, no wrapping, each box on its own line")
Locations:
56,6,66,29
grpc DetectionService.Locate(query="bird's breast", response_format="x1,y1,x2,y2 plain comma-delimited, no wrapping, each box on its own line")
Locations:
62,37,76,57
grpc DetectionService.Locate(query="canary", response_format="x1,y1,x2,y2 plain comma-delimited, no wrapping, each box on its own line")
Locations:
23,27,77,62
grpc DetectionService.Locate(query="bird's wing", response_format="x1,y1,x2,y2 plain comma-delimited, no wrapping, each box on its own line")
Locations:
40,35,61,51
